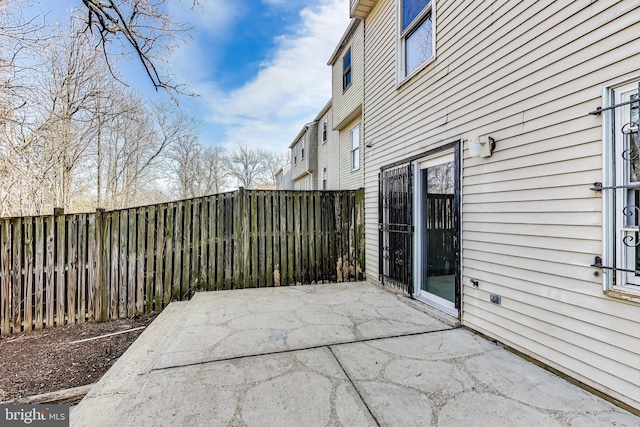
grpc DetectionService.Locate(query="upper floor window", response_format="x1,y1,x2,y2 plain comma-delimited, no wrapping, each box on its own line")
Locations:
301,137,305,159
351,124,360,171
293,145,297,165
322,118,328,143
400,0,434,79
600,80,640,295
322,167,328,190
343,48,352,91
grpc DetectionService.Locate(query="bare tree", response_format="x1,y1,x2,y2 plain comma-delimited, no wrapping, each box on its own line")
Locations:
169,139,228,198
225,146,278,189
80,0,197,96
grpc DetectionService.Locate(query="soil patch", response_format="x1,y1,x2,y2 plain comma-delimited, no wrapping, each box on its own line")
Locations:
0,313,157,402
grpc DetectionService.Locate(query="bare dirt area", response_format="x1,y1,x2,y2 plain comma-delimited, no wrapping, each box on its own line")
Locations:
0,313,157,402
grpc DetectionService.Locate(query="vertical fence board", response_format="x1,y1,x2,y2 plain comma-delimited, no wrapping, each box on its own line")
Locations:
224,194,232,290
34,217,44,330
286,193,294,285
182,199,192,297
315,192,323,282
233,191,243,289
249,191,258,288
192,199,201,291
300,192,308,284
23,219,33,331
110,211,119,320
207,197,215,291
45,217,54,328
77,215,87,323
100,210,110,322
172,202,183,301
119,210,128,318
87,213,97,322
0,222,7,334
216,196,225,290
137,208,145,315
242,191,251,288
145,206,156,314
1,220,10,335
274,193,282,286
11,218,22,333
265,193,273,287
67,217,77,325
152,206,164,311
199,198,207,290
127,209,136,317
55,215,66,327
308,193,316,283
163,204,174,306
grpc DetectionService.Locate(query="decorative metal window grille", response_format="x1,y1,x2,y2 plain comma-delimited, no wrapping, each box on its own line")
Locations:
591,82,640,288
379,164,413,295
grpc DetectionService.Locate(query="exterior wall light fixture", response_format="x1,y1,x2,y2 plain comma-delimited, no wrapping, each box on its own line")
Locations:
468,136,495,158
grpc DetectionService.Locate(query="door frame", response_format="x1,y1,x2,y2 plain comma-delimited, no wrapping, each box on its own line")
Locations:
378,140,462,318
413,148,460,317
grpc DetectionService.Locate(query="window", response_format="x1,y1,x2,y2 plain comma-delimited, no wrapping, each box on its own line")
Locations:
602,80,640,293
399,0,434,79
322,167,328,190
322,118,328,143
343,48,352,91
351,124,360,171
293,145,297,165
301,137,305,159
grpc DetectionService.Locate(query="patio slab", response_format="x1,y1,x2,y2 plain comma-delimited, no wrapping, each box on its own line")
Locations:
150,282,451,370
71,282,639,427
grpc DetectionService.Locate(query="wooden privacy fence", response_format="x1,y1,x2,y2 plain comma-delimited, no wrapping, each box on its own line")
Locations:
0,189,365,335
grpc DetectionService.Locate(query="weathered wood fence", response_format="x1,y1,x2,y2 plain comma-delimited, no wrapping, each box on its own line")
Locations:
0,189,365,335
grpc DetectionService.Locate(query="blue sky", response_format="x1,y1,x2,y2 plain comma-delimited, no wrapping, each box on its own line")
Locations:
39,0,351,155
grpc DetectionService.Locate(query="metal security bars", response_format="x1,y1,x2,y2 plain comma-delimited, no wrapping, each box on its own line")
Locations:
592,81,640,288
379,164,413,295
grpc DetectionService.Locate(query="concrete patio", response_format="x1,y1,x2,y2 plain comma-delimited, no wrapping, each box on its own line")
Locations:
71,282,638,426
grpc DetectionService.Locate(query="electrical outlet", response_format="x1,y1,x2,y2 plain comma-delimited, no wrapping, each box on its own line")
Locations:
490,295,501,305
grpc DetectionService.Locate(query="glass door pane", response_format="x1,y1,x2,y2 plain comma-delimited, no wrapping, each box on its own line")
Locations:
421,161,455,302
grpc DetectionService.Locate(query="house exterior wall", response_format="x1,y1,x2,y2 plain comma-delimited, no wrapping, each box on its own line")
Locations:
290,122,319,189
275,165,293,190
339,117,364,190
360,0,640,411
329,19,365,190
331,20,364,131
316,107,341,190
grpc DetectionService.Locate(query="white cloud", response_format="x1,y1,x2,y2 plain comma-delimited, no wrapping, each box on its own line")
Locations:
168,0,241,33
201,0,351,154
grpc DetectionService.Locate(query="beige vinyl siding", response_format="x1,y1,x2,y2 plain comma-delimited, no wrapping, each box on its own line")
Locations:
339,117,364,190
316,110,341,189
362,0,640,410
332,22,364,130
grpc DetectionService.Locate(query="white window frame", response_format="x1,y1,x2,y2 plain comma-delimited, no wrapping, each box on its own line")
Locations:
397,0,436,86
602,77,640,296
322,167,328,190
293,145,297,165
322,118,328,143
351,124,360,171
343,47,352,92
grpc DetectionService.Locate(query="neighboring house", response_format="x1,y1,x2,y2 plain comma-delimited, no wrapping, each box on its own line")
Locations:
328,18,364,190
316,101,340,190
274,164,293,190
350,0,640,413
289,121,318,190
